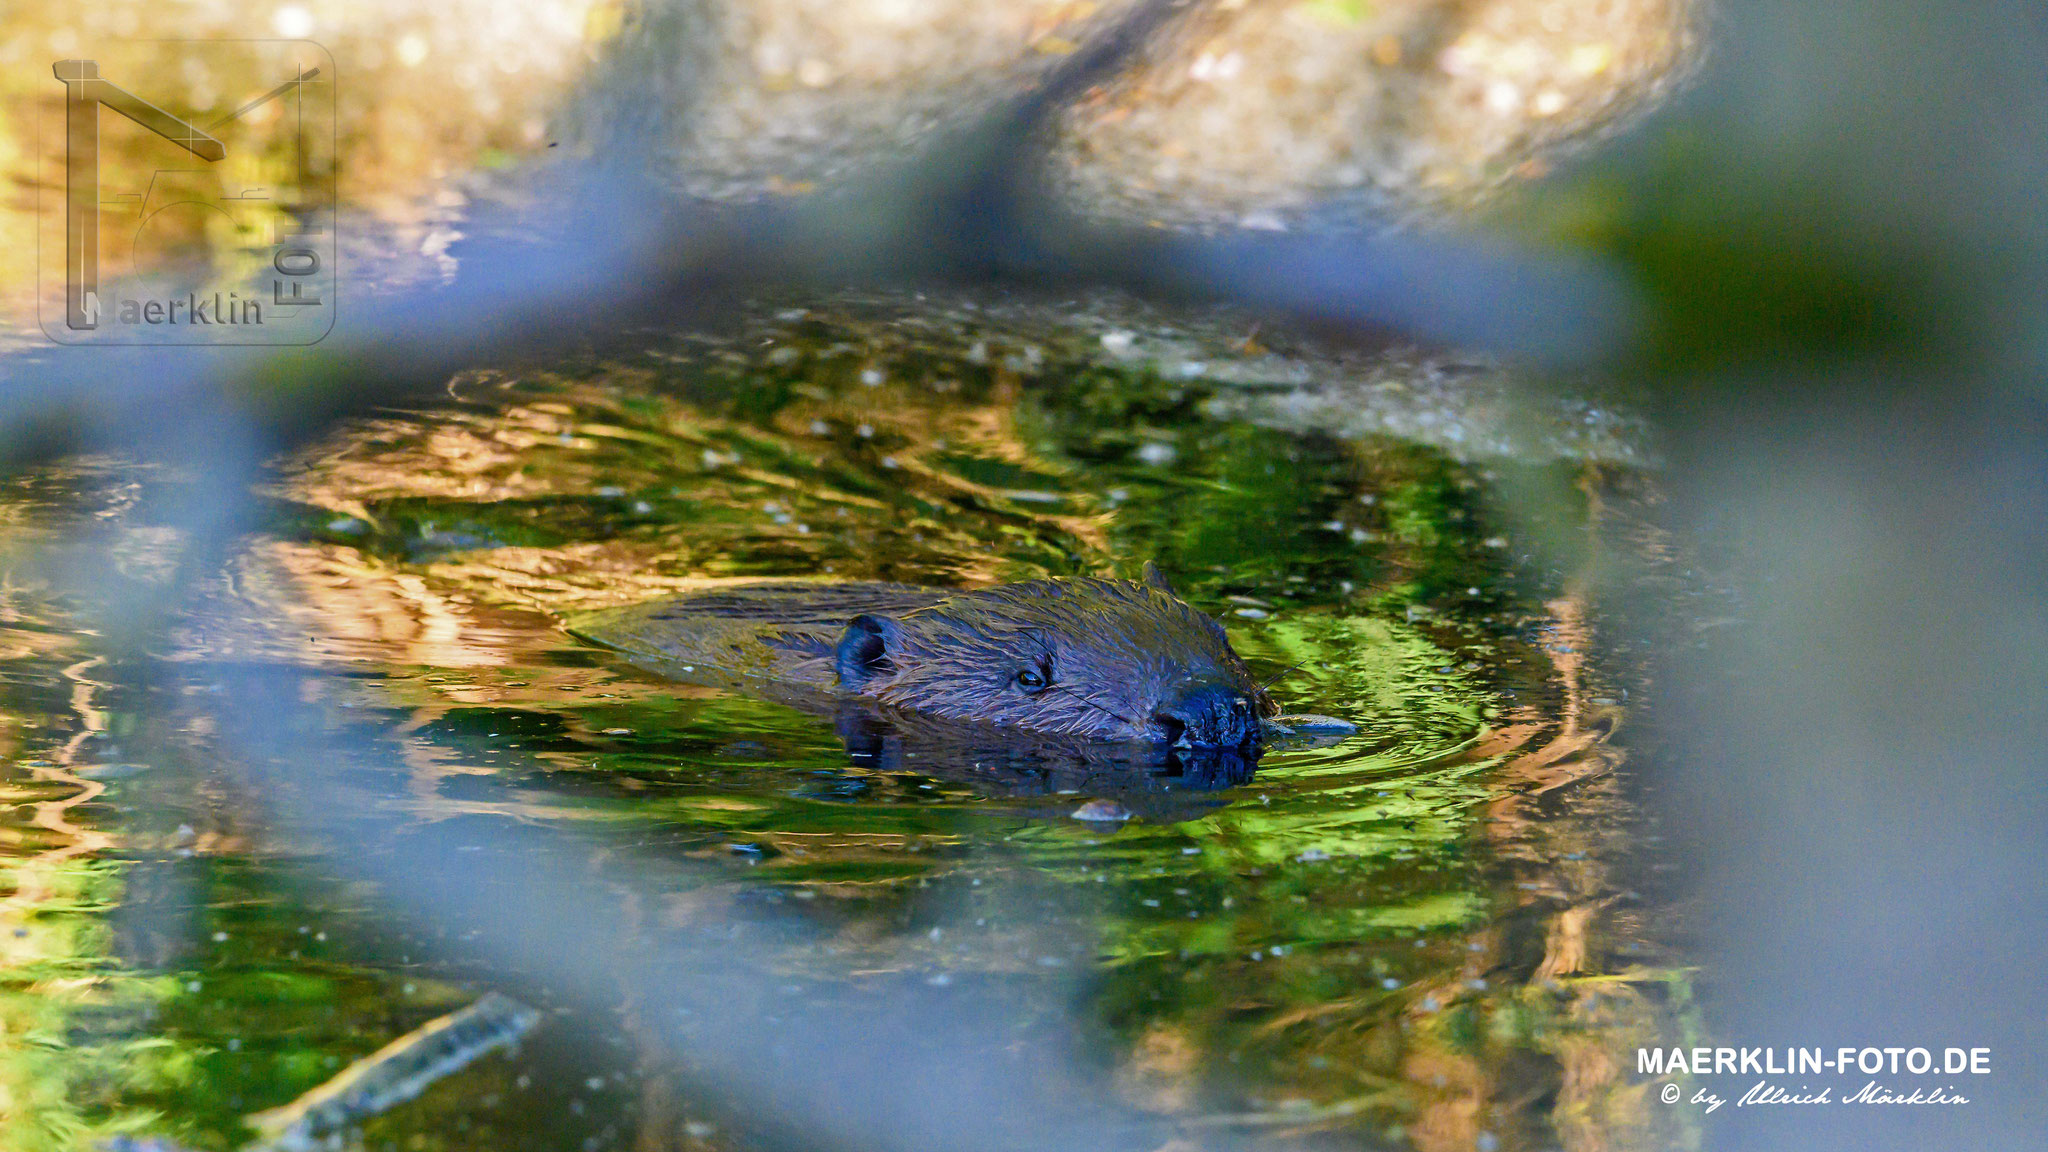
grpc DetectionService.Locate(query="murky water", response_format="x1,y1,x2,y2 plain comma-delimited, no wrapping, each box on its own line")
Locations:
0,304,1690,1151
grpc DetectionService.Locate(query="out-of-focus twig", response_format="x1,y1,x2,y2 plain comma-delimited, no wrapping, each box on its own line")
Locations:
246,992,542,1152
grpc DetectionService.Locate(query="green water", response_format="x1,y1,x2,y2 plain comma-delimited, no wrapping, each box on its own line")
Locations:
0,304,1690,1151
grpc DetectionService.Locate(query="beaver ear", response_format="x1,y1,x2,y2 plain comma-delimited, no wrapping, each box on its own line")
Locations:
835,614,901,687
1141,561,1177,597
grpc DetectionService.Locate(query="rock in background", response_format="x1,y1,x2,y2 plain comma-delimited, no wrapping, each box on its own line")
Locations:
624,0,1148,200
596,0,1699,226
0,0,1702,324
565,0,1695,226
1048,0,1700,228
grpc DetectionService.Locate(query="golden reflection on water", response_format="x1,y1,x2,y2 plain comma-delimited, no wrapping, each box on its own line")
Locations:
0,604,167,1150
0,0,1712,1143
214,332,1688,1149
0,222,1695,1152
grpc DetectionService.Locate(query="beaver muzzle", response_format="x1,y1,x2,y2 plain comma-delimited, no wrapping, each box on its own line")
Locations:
1154,678,1262,750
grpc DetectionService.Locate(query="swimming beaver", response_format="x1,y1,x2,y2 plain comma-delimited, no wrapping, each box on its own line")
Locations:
571,563,1280,749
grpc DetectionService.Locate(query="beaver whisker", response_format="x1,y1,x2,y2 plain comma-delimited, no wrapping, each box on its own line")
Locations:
1046,684,1141,728
1257,659,1311,693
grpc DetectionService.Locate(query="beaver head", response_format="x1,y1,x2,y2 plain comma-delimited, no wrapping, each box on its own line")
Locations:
832,564,1276,747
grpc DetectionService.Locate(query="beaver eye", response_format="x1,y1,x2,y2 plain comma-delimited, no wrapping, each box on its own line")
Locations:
1014,669,1048,692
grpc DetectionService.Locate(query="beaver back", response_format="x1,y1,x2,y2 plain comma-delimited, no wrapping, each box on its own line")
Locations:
573,573,1273,747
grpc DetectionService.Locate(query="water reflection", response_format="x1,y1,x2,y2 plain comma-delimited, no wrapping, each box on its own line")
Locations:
0,302,1698,1150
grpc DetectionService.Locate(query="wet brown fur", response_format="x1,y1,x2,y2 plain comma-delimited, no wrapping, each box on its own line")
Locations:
570,569,1276,745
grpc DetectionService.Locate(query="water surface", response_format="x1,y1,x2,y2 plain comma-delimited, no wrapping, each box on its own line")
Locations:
0,305,1690,1152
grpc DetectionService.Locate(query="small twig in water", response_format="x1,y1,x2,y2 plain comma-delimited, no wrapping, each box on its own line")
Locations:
247,992,539,1152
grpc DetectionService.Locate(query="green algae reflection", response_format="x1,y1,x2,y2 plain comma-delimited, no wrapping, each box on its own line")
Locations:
0,304,1688,1151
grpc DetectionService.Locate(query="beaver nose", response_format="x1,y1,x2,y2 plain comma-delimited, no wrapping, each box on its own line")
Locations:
1154,681,1257,748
